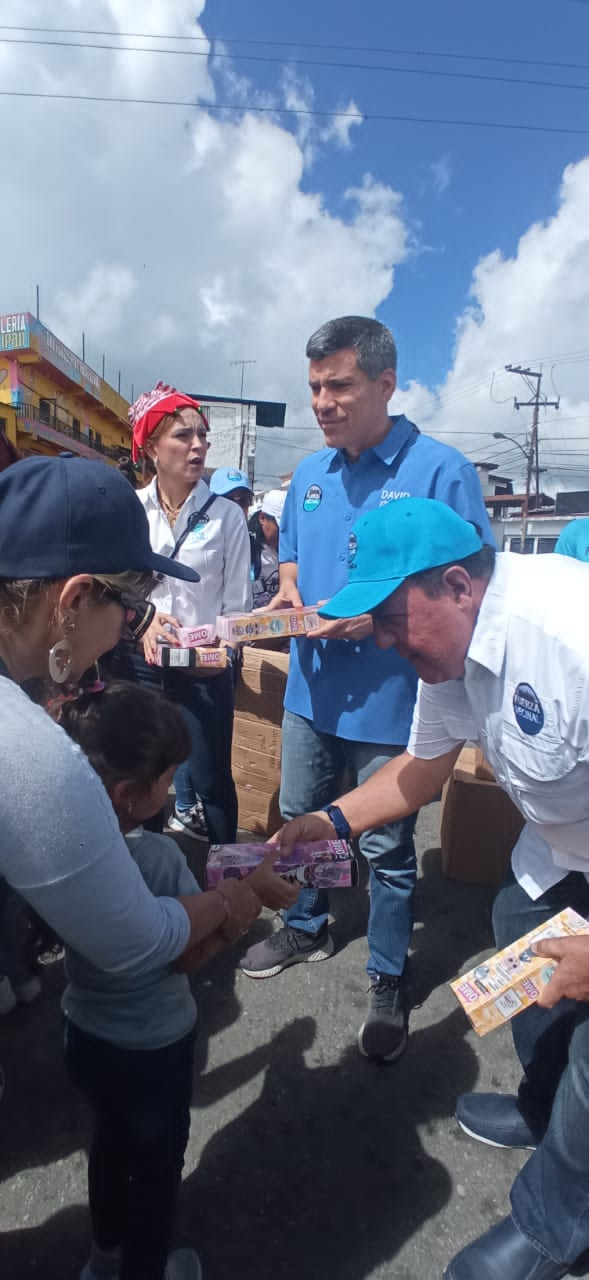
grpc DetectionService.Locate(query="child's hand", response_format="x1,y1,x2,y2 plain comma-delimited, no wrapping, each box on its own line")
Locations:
247,852,299,911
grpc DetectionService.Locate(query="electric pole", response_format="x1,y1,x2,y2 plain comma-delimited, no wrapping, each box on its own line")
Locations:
230,359,256,471
504,364,559,551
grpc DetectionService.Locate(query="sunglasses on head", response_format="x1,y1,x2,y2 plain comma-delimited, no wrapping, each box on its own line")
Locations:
99,585,156,642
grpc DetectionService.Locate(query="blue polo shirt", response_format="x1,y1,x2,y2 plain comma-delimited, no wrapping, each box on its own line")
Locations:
280,415,495,744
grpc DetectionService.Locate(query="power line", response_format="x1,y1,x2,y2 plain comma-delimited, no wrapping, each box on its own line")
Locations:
1,88,588,136
4,34,589,95
3,24,589,75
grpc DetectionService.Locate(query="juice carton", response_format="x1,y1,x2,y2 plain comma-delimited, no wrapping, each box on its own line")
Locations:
155,645,230,670
174,624,216,646
215,606,321,645
450,906,589,1036
206,838,357,889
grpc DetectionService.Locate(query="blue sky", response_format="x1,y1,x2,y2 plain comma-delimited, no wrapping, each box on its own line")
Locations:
0,0,588,490
207,0,589,389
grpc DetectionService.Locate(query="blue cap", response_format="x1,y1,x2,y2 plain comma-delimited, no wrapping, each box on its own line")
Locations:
209,466,252,497
0,454,200,582
319,497,483,618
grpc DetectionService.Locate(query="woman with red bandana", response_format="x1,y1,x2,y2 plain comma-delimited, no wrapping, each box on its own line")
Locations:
128,382,252,843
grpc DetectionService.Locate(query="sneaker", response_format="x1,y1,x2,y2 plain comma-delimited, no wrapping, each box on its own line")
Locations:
168,800,209,843
455,1092,539,1149
358,974,408,1062
13,974,42,1005
240,924,334,978
0,976,16,1017
80,1242,121,1279
165,1247,203,1280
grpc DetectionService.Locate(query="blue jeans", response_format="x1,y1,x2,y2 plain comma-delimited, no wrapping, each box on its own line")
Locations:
492,869,589,1262
108,646,237,844
64,1019,195,1280
280,710,417,977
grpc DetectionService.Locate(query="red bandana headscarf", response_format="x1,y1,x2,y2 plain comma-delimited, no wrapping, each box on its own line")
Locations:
129,381,209,462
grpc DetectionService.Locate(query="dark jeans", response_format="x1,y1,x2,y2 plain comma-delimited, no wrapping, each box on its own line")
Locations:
280,710,417,976
64,1019,195,1280
492,869,589,1262
107,645,237,843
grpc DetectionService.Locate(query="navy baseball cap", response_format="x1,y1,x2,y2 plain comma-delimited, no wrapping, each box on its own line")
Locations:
0,454,200,582
319,497,483,618
209,466,252,497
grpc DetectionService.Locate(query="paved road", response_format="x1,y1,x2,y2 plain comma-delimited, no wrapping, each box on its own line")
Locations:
1,804,585,1279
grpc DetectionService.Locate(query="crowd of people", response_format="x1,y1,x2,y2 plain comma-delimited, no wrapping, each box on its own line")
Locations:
1,314,589,1280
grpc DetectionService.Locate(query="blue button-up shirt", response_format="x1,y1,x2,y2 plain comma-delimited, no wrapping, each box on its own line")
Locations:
279,415,495,743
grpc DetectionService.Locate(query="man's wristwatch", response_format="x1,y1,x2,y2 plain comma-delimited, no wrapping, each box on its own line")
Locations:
322,804,351,840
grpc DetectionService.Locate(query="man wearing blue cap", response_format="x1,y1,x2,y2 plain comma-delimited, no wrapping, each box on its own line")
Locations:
277,496,589,1280
239,314,494,1066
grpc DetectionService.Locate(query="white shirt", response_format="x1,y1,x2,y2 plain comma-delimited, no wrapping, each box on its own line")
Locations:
408,552,589,900
137,478,252,627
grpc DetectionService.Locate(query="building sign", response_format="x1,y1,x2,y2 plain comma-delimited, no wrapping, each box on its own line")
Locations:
34,320,101,392
0,313,30,353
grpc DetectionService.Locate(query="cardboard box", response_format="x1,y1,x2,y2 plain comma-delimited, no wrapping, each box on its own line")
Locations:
207,838,354,888
440,768,524,888
217,606,320,645
231,646,288,835
455,744,495,782
451,907,589,1036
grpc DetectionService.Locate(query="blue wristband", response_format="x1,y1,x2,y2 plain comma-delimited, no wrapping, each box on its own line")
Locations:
322,804,351,840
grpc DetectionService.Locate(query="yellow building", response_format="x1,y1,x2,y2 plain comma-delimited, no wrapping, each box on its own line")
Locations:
0,311,132,466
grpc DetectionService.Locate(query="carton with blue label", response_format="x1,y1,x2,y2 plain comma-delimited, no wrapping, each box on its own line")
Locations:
450,907,589,1036
216,606,321,645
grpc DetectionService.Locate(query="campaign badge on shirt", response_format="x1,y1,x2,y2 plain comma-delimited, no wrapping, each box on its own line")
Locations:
348,532,358,569
513,683,544,736
303,483,322,512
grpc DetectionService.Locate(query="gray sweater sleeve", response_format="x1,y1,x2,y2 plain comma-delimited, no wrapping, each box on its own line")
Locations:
0,679,190,975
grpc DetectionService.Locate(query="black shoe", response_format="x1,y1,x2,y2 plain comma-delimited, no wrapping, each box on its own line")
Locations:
444,1214,571,1279
357,973,408,1062
455,1093,538,1149
239,924,334,978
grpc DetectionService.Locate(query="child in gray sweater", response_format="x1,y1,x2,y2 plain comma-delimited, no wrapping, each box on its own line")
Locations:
59,682,273,1280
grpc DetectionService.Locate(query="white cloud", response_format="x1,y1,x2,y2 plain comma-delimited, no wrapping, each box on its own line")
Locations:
395,157,589,495
0,0,408,485
429,154,453,195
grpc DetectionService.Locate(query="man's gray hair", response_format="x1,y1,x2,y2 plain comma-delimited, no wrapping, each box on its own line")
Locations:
306,316,397,378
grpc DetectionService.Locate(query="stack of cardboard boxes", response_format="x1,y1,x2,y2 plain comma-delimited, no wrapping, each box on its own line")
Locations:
231,646,289,836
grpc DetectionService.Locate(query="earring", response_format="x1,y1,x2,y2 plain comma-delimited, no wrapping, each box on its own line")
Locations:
48,611,75,685
48,639,73,684
127,799,135,817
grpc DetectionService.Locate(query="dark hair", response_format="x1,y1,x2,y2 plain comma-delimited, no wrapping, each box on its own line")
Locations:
413,545,496,598
58,681,190,791
305,316,397,377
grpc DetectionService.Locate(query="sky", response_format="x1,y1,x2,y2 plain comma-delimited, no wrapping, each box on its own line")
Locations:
1,0,589,492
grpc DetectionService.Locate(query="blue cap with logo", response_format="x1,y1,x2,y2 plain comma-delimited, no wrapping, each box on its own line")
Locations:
0,454,200,581
209,467,252,497
319,497,483,618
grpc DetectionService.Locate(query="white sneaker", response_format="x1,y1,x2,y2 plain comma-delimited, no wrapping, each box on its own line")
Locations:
0,976,16,1016
165,1247,203,1280
13,974,42,1004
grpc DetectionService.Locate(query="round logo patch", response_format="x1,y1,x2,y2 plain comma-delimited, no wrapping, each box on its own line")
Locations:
513,682,544,736
227,469,242,481
303,483,322,512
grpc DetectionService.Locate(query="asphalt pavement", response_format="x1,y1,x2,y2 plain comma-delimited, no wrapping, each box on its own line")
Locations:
1,802,585,1279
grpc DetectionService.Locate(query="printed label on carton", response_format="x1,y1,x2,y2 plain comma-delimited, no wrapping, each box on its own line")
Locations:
216,607,320,645
206,838,355,889
450,907,589,1036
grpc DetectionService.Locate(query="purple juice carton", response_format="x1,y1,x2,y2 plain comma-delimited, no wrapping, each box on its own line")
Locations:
206,839,357,889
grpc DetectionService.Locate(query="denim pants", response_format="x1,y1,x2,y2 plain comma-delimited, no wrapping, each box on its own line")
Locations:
492,869,589,1262
107,646,237,844
64,1019,195,1280
280,710,417,977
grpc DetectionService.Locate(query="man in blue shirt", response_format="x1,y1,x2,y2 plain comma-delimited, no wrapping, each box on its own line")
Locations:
240,315,494,1062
